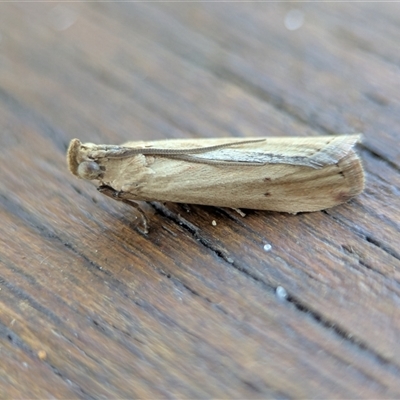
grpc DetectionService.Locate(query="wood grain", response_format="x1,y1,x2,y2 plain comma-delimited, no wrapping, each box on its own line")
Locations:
0,2,399,398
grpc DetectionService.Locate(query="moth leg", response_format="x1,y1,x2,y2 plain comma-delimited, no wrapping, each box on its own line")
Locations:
98,185,149,234
232,208,246,217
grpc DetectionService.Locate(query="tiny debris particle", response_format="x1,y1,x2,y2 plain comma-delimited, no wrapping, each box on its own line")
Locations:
263,243,272,252
38,350,47,360
276,286,288,301
212,220,217,226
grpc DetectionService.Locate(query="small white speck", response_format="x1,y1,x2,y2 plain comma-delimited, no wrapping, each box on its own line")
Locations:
211,220,217,226
276,286,288,301
23,362,28,368
263,243,272,252
284,9,304,31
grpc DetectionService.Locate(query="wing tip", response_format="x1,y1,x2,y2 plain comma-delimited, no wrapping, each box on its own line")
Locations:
337,148,365,201
310,134,363,166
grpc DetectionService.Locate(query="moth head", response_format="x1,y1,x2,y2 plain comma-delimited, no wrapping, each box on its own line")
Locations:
67,138,103,180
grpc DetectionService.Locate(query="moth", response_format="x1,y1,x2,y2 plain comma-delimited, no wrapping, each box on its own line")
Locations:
67,135,365,233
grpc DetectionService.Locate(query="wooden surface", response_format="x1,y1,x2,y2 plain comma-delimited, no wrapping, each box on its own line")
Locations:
1,2,400,399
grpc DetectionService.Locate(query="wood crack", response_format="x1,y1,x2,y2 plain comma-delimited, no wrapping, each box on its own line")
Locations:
286,294,400,373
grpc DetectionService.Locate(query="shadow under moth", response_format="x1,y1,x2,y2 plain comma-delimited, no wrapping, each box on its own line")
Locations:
67,135,365,233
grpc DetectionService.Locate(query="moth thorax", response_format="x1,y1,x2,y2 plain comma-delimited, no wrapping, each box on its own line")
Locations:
77,161,103,180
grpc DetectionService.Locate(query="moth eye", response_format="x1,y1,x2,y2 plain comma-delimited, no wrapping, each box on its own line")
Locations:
77,161,102,180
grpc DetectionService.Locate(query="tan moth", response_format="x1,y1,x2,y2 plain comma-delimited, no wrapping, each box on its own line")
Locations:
67,135,364,232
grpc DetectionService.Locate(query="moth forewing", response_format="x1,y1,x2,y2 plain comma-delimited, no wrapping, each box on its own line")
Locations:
67,135,364,214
